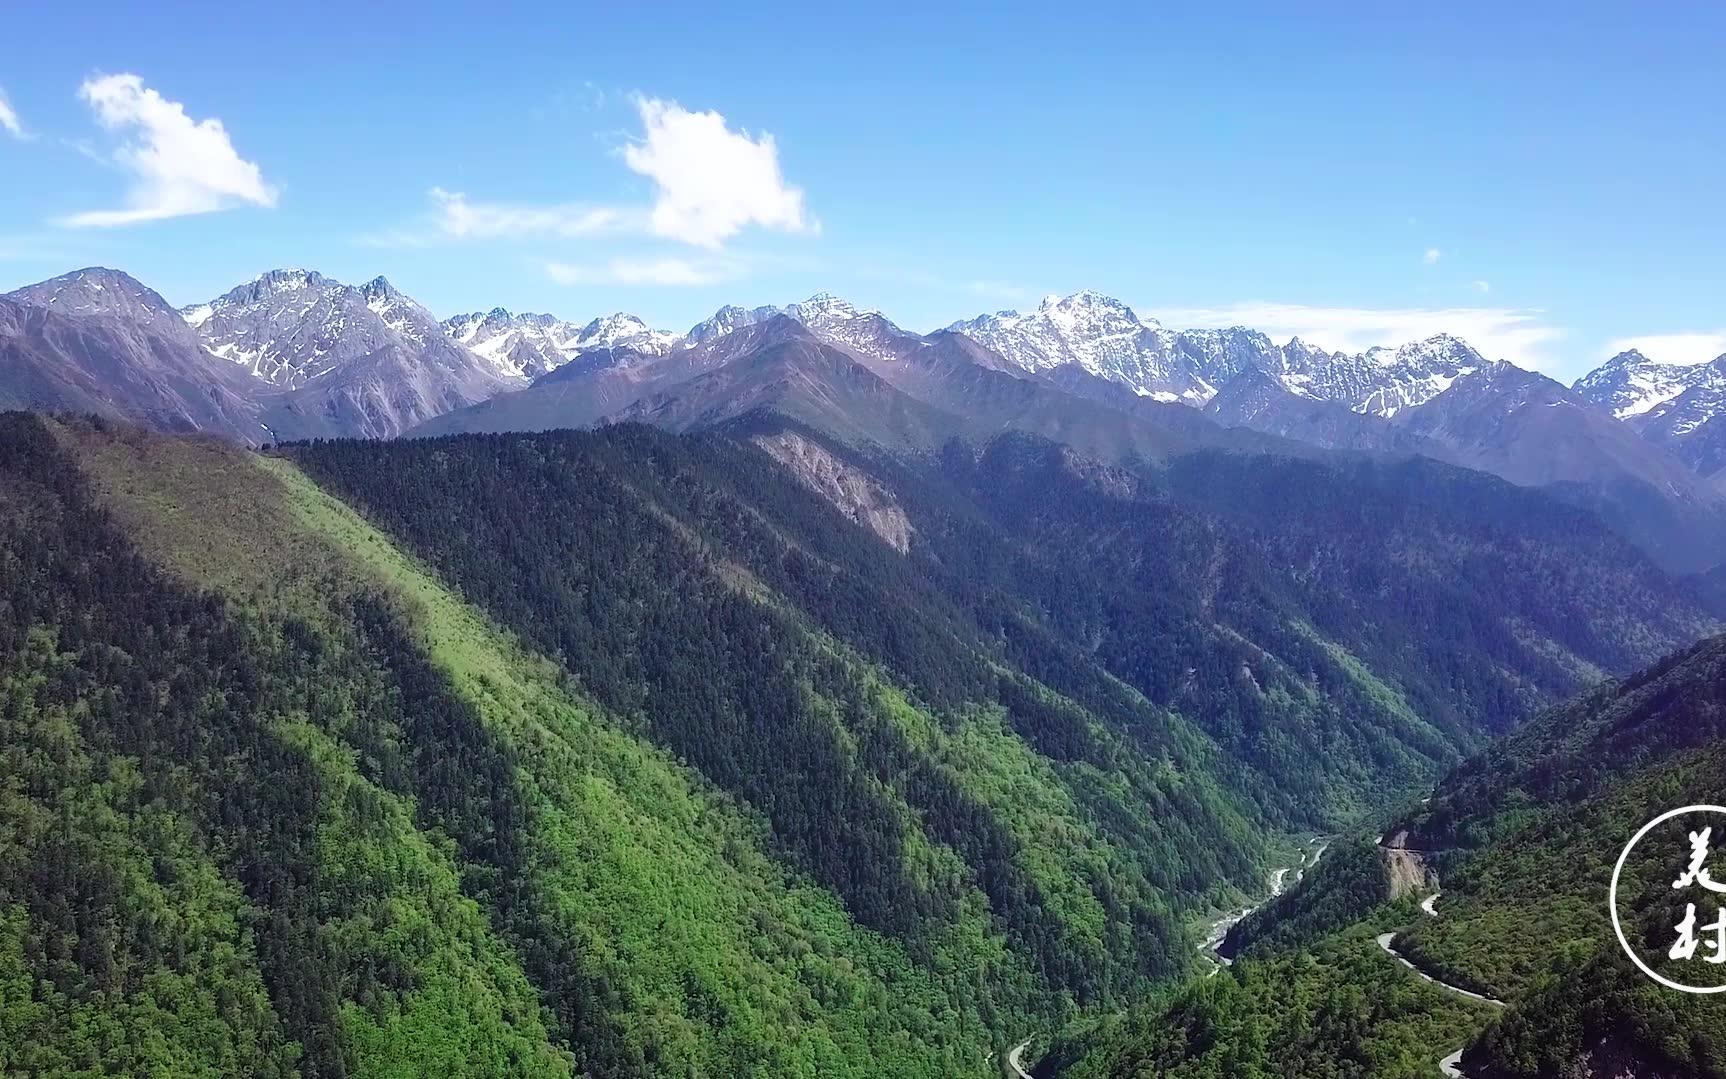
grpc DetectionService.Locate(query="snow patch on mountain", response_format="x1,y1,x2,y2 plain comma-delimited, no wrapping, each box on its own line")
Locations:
1573,349,1718,420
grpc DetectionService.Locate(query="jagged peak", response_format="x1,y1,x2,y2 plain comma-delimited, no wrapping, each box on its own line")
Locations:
360,274,401,298
1283,335,1330,354
582,311,649,332
794,291,869,314
1039,288,1135,313
1605,347,1652,365
246,267,330,291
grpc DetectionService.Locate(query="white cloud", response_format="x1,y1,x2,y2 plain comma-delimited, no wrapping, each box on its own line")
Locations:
545,256,741,287
1157,301,1565,370
374,97,812,260
426,186,635,240
0,88,26,140
1602,331,1726,366
622,97,812,248
1423,247,1442,265
1472,280,1491,293
60,74,276,227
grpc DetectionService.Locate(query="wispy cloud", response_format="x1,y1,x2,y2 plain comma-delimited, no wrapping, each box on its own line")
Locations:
1472,279,1491,293
1422,247,1442,265
428,187,636,240
369,96,813,268
359,188,637,248
545,255,743,287
1602,331,1726,366
1157,301,1565,370
59,74,276,227
0,87,27,140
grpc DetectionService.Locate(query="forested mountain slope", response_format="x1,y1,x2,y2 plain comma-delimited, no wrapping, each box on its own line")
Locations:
4,411,1721,1076
1037,854,1493,1079
284,423,1273,1010
723,421,1717,819
1047,633,1726,1079
1390,634,1726,1077
2,414,1034,1076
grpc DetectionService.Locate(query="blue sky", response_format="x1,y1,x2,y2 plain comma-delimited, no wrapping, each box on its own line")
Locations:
1,1,1722,379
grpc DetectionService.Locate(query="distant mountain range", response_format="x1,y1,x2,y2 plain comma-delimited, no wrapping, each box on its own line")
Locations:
947,291,1485,417
4,264,1725,569
442,308,680,379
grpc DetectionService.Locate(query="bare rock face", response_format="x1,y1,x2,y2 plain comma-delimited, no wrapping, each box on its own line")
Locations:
751,428,913,553
1382,846,1433,901
1,269,265,441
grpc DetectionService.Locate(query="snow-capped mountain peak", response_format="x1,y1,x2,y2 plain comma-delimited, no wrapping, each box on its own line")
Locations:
1272,334,1484,418
684,303,775,345
575,312,649,346
5,267,215,358
245,268,329,297
440,307,678,379
947,295,1494,415
182,268,512,389
947,290,1254,403
1571,348,1726,479
682,294,905,364
1574,348,1711,420
1036,289,1157,332
361,275,406,307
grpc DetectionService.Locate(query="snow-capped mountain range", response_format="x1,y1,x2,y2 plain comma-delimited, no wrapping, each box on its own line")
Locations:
946,291,1487,417
682,293,912,363
6,265,1726,509
443,309,681,379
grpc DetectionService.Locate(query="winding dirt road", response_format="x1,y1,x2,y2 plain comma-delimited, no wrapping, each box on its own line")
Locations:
1374,929,1503,1005
1376,894,1504,1077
